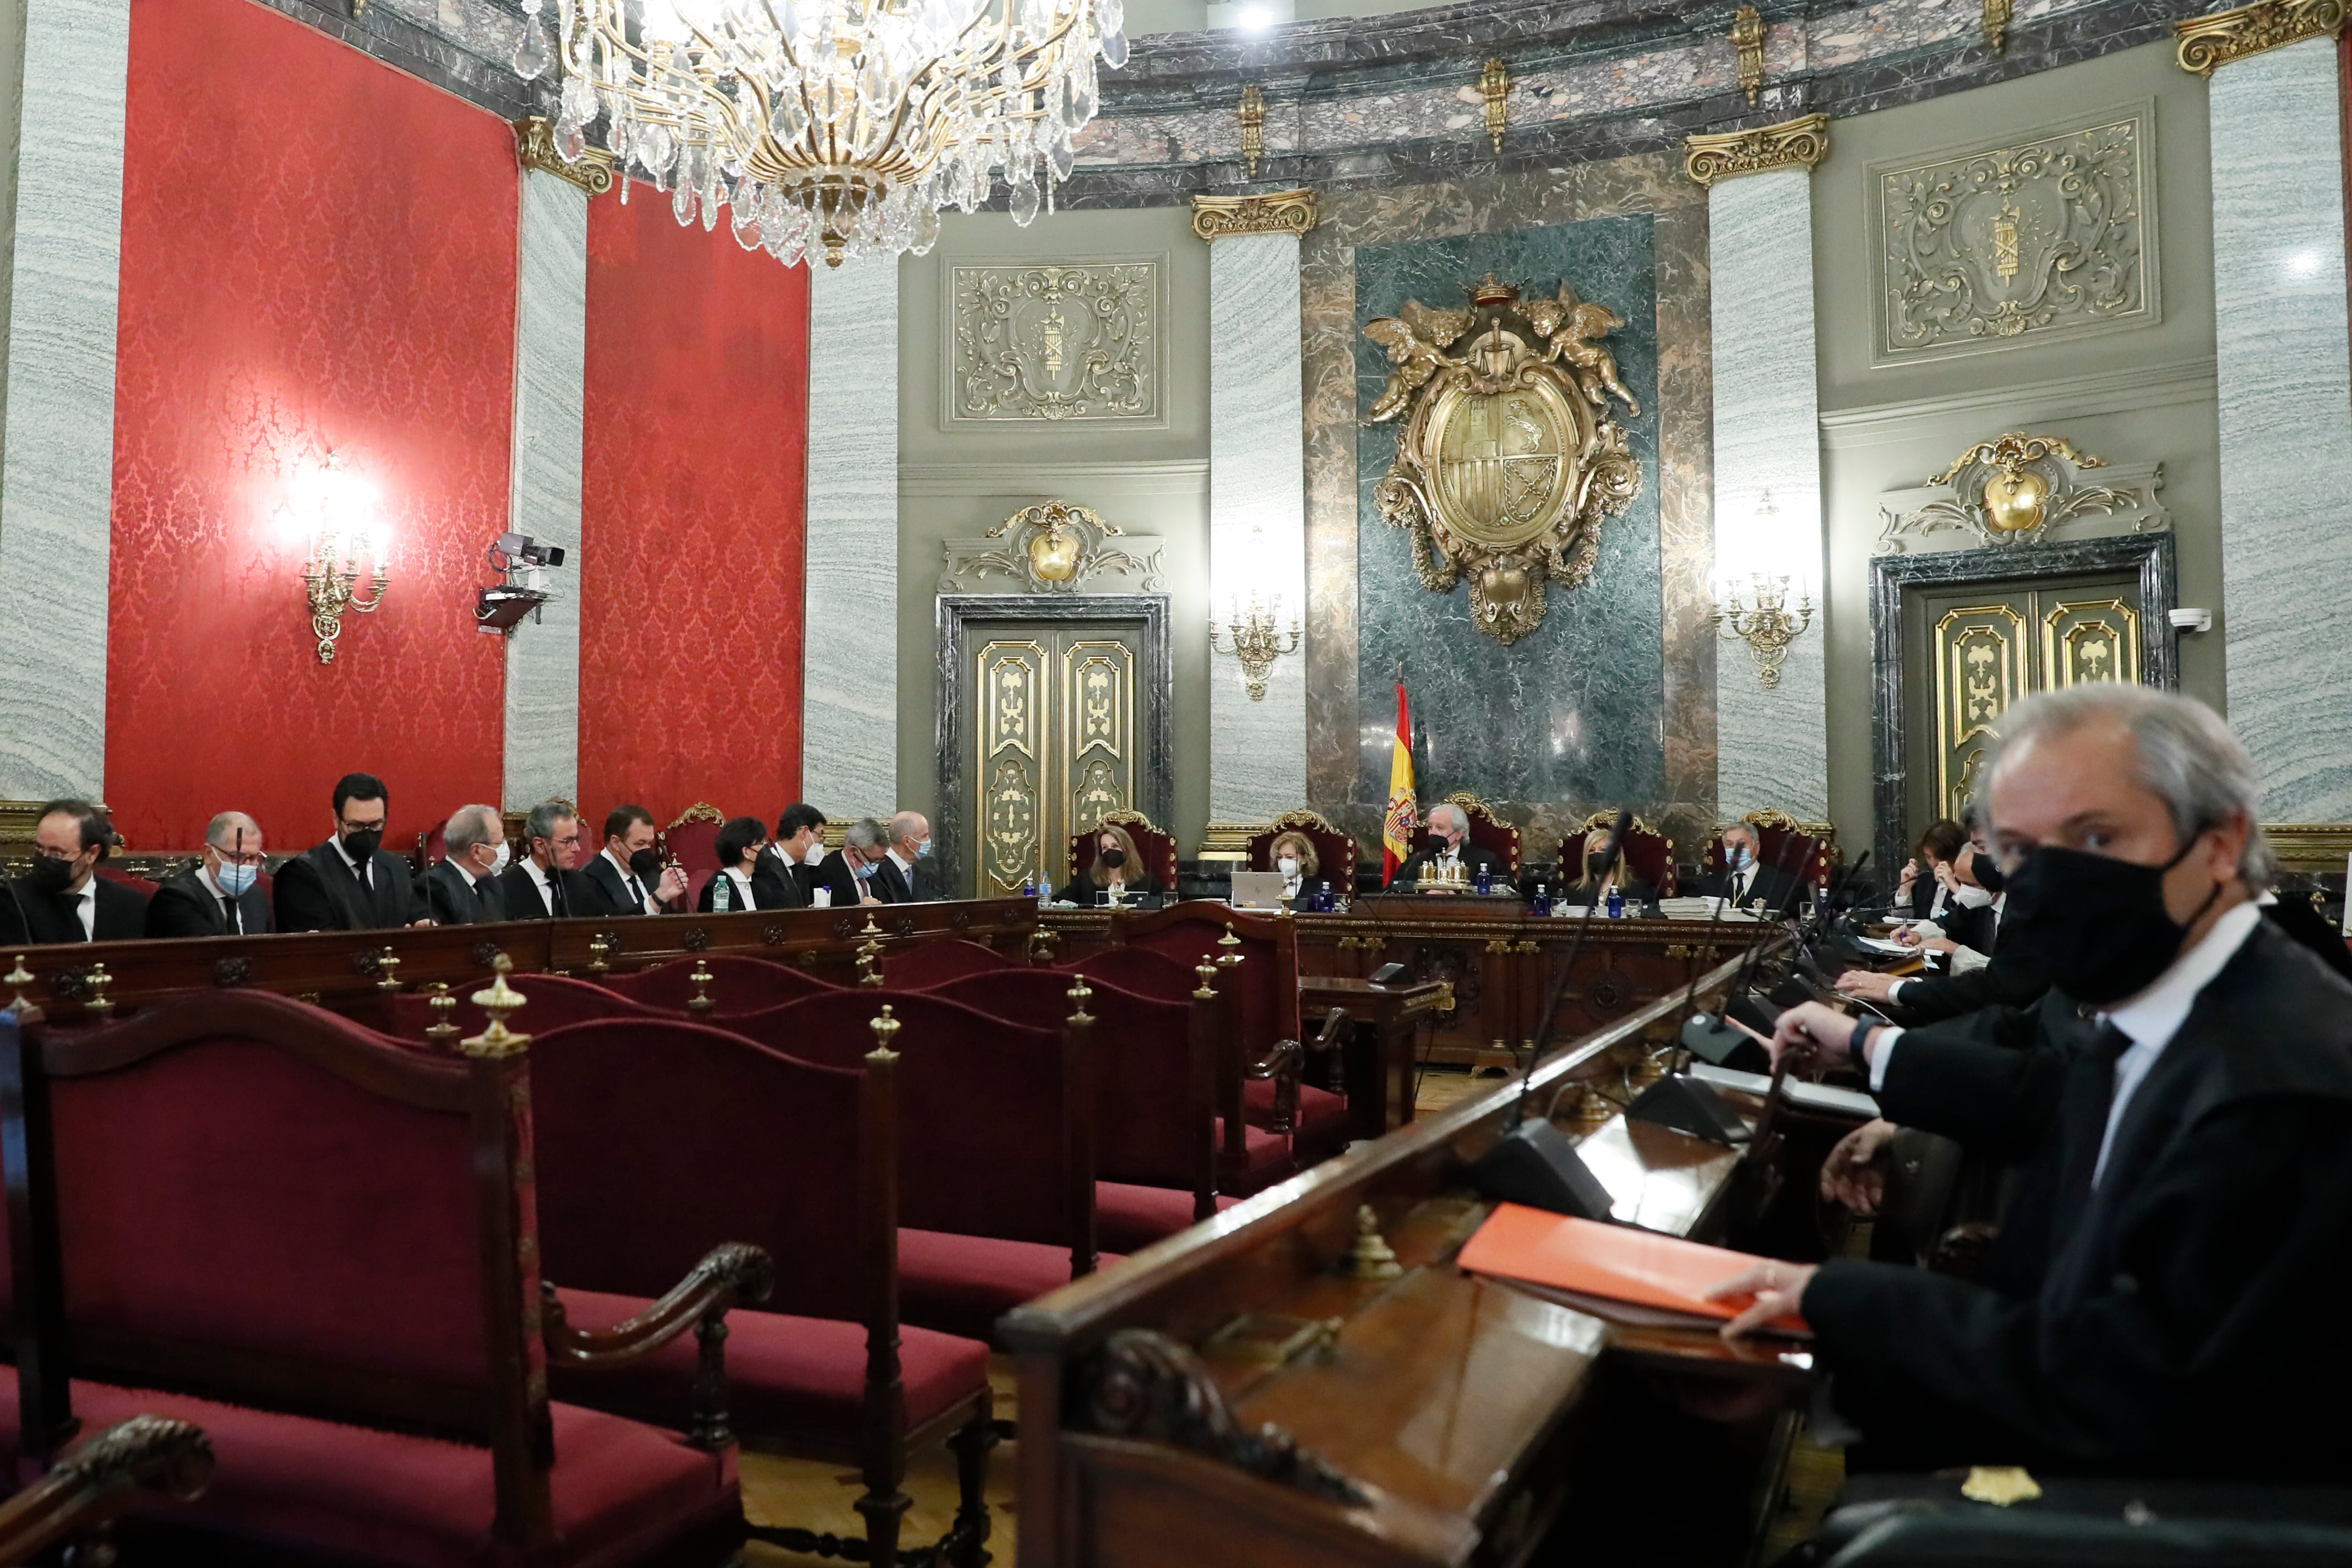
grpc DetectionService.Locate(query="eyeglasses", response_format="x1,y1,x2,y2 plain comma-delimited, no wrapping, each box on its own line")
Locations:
210,846,266,867
337,819,385,835
547,834,582,850
31,846,78,863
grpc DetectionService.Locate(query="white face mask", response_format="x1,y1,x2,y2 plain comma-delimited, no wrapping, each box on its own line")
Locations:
1952,884,1995,909
1278,856,1299,878
805,840,827,866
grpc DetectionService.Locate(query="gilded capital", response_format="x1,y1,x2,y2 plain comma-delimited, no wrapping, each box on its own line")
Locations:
2175,0,2347,74
514,117,616,197
1190,188,1318,242
1682,113,1831,188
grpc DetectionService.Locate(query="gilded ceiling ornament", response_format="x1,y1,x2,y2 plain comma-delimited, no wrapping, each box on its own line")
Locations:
1364,275,1642,645
939,500,1165,594
950,262,1158,422
1190,188,1318,242
2175,0,2348,75
1683,113,1830,187
1872,110,2147,363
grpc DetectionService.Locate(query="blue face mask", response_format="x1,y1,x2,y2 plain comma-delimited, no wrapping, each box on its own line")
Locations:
856,860,875,879
215,859,259,896
1730,846,1753,870
916,837,934,859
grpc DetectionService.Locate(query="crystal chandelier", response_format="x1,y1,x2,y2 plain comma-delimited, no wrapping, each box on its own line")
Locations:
515,0,1126,268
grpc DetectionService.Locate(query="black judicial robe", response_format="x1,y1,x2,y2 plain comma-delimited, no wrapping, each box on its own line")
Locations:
1803,921,2352,1479
7,876,149,945
813,850,872,908
1896,909,2046,1024
422,859,507,927
750,845,810,910
270,840,427,932
1701,862,1807,917
497,860,590,921
146,869,272,939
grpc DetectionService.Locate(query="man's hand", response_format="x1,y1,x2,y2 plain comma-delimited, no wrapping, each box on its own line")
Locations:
1821,1118,1897,1214
655,865,687,904
410,918,435,928
1918,935,1958,955
860,891,883,906
1767,1001,1863,1072
1702,1260,1819,1340
1836,969,1900,1003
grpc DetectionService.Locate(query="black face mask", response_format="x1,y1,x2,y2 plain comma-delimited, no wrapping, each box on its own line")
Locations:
1999,837,2220,1005
341,827,383,861
1586,852,1616,879
628,846,663,880
1099,847,1127,869
1972,850,2007,895
25,856,74,896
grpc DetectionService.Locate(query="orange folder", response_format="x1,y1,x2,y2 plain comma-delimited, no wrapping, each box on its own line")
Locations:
1457,1202,1811,1338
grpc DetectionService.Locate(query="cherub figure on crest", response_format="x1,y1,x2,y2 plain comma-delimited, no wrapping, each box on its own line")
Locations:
1362,300,1476,423
1525,281,1640,418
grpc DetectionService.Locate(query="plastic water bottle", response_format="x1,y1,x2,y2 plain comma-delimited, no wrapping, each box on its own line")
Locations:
1531,881,1552,918
1606,884,1624,920
1475,865,1493,896
1038,874,1052,910
713,875,733,912
1021,874,1035,902
1316,880,1334,913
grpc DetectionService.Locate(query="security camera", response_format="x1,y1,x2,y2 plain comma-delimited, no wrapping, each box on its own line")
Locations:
493,531,567,569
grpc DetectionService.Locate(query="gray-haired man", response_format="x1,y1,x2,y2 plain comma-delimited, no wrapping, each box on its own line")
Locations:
815,816,890,908
424,803,510,927
1390,801,1504,888
501,801,588,920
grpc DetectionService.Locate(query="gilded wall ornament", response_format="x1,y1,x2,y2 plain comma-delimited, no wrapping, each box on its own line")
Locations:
1190,188,1317,242
950,262,1158,422
1364,274,1642,645
937,500,1167,594
1871,107,2150,364
1239,85,1266,179
1480,59,1510,154
1875,432,2166,551
513,115,613,196
1683,113,1830,187
1730,6,1765,106
2175,0,2347,75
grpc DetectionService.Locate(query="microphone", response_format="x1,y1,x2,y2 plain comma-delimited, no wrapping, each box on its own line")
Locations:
1513,809,1631,1126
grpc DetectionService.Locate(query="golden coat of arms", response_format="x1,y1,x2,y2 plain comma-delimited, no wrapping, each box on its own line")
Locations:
1365,274,1642,644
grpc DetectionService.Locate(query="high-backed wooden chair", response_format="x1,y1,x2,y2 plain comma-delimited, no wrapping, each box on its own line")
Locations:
385,970,673,1045
1564,808,1679,895
89,864,158,901
1413,791,1522,876
660,803,726,879
1065,807,1179,894
0,1415,214,1565
1700,809,1834,892
882,938,1020,989
723,990,1109,1344
602,954,841,1015
0,994,760,1566
527,1013,996,1568
1244,810,1358,895
413,818,448,872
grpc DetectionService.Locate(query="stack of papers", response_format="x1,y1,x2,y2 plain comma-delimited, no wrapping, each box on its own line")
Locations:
1686,1062,1881,1120
1656,896,1758,922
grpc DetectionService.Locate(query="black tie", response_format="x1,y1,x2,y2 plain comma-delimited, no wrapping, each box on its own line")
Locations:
221,894,241,935
2048,1021,2135,1254
628,875,647,911
549,875,568,918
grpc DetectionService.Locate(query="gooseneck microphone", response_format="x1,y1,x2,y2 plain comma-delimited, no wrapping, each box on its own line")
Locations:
1511,808,1632,1130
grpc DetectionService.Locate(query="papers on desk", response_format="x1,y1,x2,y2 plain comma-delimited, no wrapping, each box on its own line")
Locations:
1687,1061,1880,1120
1656,896,1759,922
1458,1204,1811,1338
1850,935,1916,956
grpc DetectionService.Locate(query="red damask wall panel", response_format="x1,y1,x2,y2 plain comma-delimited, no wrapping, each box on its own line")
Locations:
106,0,514,850
579,191,810,832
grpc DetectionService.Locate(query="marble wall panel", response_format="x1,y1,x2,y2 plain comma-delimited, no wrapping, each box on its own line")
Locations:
803,261,902,814
2209,37,2352,821
502,171,589,811
0,0,129,798
1208,231,1309,821
1710,168,1827,822
1300,150,1711,859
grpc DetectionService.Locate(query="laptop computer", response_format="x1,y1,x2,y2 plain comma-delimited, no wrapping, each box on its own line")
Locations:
1229,869,1291,911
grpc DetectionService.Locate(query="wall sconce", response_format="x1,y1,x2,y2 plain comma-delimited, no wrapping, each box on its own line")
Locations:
295,453,389,665
1712,488,1814,689
1209,587,1301,701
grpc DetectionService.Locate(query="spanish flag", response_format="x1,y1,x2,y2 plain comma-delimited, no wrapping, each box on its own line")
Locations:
1382,682,1417,885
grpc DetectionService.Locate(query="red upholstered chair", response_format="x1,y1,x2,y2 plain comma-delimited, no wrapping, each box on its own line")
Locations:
604,954,841,1015
0,1414,216,1555
0,994,756,1566
1060,945,1197,1003
385,971,673,1047
1111,904,1351,1185
927,969,1239,1252
416,818,448,870
1065,808,1179,894
89,863,157,901
1408,791,1522,878
723,990,1112,1344
526,1014,995,1568
1564,809,1679,896
1700,809,1834,894
884,939,1021,989
660,804,726,880
1244,810,1358,896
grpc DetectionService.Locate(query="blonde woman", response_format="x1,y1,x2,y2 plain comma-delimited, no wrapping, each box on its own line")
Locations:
1565,824,1657,906
1057,820,1161,905
1267,829,1320,902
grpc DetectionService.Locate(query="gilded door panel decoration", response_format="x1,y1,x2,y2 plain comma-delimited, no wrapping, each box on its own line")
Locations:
966,625,1146,896
1064,641,1134,842
977,641,1046,896
1365,273,1642,645
949,261,1160,423
1870,106,2150,365
2044,598,2140,689
1933,606,2025,820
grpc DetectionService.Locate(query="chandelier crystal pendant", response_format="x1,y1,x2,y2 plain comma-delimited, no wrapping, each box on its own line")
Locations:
517,0,1126,268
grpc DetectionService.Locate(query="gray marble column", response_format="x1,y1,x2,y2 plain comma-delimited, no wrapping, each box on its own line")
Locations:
802,260,900,814
2206,34,2352,820
1703,159,1827,823
502,164,590,812
1202,210,1309,827
0,0,130,799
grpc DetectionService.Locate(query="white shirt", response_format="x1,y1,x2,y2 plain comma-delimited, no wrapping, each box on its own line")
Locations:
715,867,755,908
1869,900,2264,1189
602,846,660,914
519,857,559,916
450,856,482,889
888,848,916,884
198,863,245,933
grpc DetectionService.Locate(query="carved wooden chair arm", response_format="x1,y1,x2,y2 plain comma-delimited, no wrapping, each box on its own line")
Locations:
1244,1038,1305,1136
1304,1006,1348,1055
0,1415,214,1564
541,1241,776,1451
1927,1220,1999,1281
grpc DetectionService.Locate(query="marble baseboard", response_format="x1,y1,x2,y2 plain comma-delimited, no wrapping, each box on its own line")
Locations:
2211,38,2352,821
0,0,129,799
803,262,902,814
1708,169,1826,821
502,172,589,811
1208,231,1309,820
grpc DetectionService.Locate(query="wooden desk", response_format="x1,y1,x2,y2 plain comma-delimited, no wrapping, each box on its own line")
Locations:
1297,976,1450,1140
1001,941,1806,1568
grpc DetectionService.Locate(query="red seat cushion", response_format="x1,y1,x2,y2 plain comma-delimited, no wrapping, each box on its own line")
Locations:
0,1375,737,1568
897,1228,1124,1344
1095,1182,1240,1254
547,1289,989,1448
1240,1080,1352,1164
1217,1118,1297,1196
